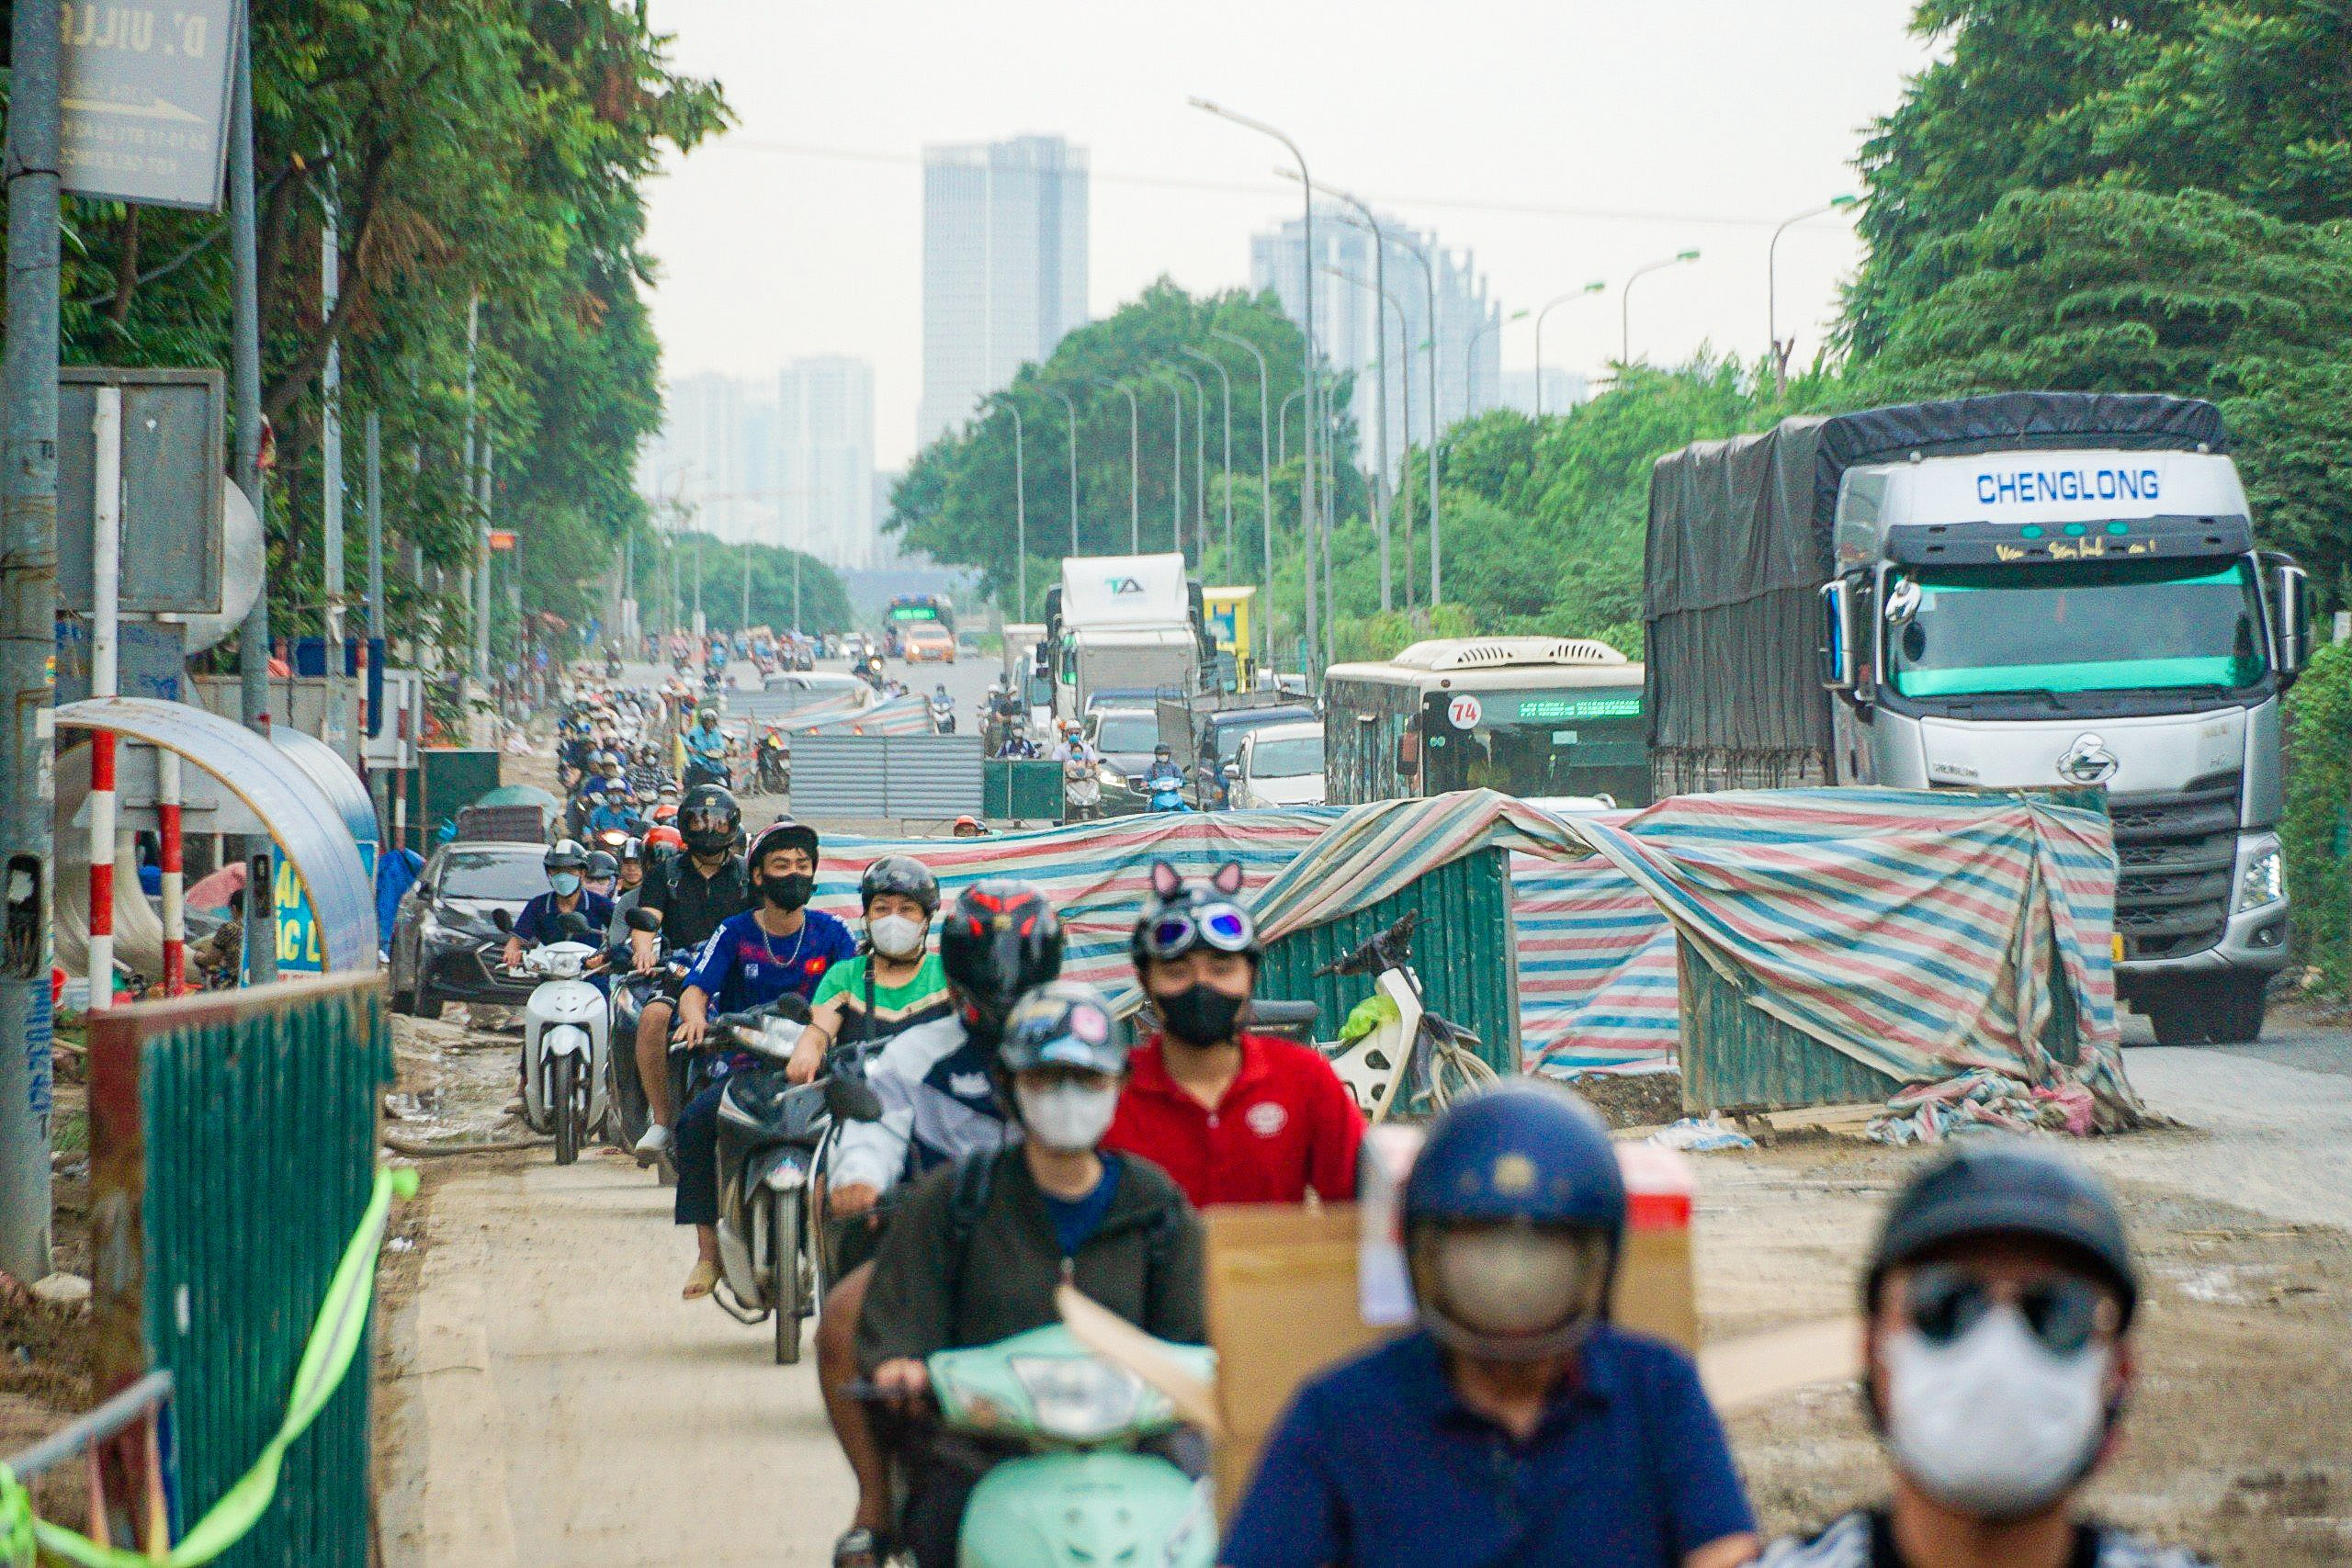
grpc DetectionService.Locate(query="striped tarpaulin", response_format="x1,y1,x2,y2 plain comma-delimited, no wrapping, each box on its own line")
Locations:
786,694,934,735
1512,839,1682,1077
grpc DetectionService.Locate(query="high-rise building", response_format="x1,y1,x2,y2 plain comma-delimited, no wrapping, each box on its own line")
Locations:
1250,210,1498,479
641,372,751,540
1498,367,1590,418
919,134,1090,448
777,355,878,570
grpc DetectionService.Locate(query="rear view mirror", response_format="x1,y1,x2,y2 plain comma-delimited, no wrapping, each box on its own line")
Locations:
1819,580,1860,693
625,907,663,933
825,1075,884,1123
491,907,514,934
2269,557,2311,680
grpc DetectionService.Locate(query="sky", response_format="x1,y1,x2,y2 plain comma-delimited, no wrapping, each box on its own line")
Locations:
640,0,1943,469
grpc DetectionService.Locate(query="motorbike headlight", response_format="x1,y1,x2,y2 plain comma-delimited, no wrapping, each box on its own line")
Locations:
2236,846,2284,913
1008,1356,1141,1443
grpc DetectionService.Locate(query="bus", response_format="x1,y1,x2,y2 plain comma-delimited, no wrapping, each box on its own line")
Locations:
1321,637,1650,807
882,594,956,658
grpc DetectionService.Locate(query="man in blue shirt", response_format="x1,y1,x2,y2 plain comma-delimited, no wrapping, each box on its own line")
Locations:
1222,1082,1758,1568
586,785,639,840
669,817,856,1299
501,840,615,970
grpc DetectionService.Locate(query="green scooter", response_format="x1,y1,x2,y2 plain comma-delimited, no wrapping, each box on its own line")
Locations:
920,1323,1219,1568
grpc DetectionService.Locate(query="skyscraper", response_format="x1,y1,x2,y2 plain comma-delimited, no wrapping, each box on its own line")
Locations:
919,134,1090,448
641,372,750,539
1250,209,1498,479
777,355,878,570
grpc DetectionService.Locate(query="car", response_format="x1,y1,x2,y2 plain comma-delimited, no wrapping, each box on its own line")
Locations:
1231,721,1328,809
388,840,555,1020
764,670,866,696
1189,703,1319,807
902,623,956,663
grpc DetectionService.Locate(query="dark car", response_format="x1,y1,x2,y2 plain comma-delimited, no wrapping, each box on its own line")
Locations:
1087,706,1165,816
389,840,551,1019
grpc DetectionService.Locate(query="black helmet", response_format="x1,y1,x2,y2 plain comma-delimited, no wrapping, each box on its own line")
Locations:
1867,1140,2138,1327
939,880,1064,1042
584,850,619,882
860,854,939,915
677,784,741,857
543,838,588,875
619,835,645,863
999,981,1128,1077
1131,860,1258,969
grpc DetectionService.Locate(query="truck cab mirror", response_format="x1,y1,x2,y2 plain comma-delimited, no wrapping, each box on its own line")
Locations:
2269,558,2311,680
1818,580,1861,693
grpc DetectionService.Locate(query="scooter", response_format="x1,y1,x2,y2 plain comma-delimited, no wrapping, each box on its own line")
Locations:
491,909,611,1165
755,731,790,794
870,1324,1219,1567
683,754,731,791
604,908,687,1154
1142,770,1192,814
703,999,883,1363
929,694,956,734
1312,910,1497,1122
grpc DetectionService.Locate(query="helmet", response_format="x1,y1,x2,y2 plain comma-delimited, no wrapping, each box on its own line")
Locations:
747,816,820,874
860,854,939,915
1403,1082,1625,1360
599,750,623,771
697,708,718,726
645,825,684,853
938,880,1064,1041
543,839,588,875
619,835,645,863
1866,1140,2137,1327
677,784,741,857
999,981,1128,1077
1131,860,1258,968
1154,743,1173,760
584,850,619,882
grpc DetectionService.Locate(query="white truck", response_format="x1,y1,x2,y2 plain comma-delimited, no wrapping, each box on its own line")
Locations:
1043,553,1208,717
1647,393,2310,1046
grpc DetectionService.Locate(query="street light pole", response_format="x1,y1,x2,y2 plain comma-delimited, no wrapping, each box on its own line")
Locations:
1770,196,1858,395
1166,362,1209,564
1323,264,1405,612
1356,212,1444,603
1463,309,1526,419
991,395,1027,615
1046,387,1080,553
1532,282,1607,416
1089,378,1141,551
1151,374,1183,557
1179,346,1233,577
1621,249,1702,367
1206,328,1274,673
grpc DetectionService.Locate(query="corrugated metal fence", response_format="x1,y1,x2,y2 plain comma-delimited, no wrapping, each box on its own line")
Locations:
87,974,392,1567
790,733,983,819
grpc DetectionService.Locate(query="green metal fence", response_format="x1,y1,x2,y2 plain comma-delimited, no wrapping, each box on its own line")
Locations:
88,974,392,1567
1257,844,1521,1077
981,758,1064,821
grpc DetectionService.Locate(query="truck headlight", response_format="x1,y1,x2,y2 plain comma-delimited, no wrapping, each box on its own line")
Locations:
2236,848,2284,913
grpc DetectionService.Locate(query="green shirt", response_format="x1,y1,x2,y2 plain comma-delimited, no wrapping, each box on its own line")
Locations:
813,952,953,1042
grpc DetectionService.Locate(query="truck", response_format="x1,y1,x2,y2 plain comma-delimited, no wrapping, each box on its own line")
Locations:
1042,553,1211,717
1645,391,2310,1047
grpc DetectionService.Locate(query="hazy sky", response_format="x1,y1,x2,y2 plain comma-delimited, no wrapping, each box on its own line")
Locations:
641,0,1942,468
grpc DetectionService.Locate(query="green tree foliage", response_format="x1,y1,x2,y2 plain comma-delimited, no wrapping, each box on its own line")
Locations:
632,531,853,640
1860,186,2352,592
2280,640,2352,986
9,0,728,660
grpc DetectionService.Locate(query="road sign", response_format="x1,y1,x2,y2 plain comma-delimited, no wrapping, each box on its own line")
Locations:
58,0,240,209
489,530,517,552
55,367,226,615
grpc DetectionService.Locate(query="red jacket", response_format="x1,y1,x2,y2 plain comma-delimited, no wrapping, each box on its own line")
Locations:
1105,1032,1365,1207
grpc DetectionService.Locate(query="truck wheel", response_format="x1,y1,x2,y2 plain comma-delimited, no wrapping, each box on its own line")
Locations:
2202,977,2270,1046
2143,998,2204,1047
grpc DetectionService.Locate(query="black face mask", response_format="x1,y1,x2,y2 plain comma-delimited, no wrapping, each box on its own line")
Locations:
1156,983,1246,1047
762,872,814,911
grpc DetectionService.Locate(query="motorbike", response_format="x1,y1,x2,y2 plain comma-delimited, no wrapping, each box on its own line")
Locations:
491,909,611,1166
929,695,956,734
605,654,623,678
683,753,731,791
866,1324,1218,1567
604,908,686,1154
755,733,790,795
698,999,884,1363
1141,770,1192,814
1312,910,1498,1122
1061,756,1102,822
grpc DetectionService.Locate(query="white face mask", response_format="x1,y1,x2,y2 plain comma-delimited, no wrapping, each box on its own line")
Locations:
867,914,927,961
1430,1228,1601,1337
1015,1079,1120,1153
1885,1305,2111,1520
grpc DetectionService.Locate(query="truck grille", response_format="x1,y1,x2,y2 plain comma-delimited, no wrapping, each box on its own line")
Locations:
2109,773,2239,962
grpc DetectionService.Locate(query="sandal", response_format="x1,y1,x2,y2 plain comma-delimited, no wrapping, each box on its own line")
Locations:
833,1526,888,1567
682,1259,719,1300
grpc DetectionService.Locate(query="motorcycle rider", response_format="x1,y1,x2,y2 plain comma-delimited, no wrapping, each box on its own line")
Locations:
582,849,620,900
949,815,987,840
502,840,615,971
669,818,857,1299
605,837,648,944
627,784,756,1167
1758,1142,2206,1568
1223,1081,1758,1568
788,855,952,1088
859,981,1205,1568
1050,720,1102,820
628,742,669,801
1104,862,1364,1206
1142,742,1187,808
586,784,639,841
684,707,729,784
818,880,1063,1568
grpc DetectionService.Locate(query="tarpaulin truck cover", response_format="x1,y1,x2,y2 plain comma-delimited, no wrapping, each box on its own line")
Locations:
1642,392,2229,787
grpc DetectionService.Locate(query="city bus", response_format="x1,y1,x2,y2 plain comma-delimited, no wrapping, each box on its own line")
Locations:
882,594,956,658
1321,637,1650,807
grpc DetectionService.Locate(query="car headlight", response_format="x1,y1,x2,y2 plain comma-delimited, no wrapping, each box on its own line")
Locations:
2236,847,2284,913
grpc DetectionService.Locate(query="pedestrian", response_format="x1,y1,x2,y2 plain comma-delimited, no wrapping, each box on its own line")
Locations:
1221,1080,1758,1568
1758,1141,2210,1568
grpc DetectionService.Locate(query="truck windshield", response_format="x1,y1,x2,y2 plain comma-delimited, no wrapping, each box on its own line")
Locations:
1888,558,2267,698
1250,734,1324,778
1422,687,1648,804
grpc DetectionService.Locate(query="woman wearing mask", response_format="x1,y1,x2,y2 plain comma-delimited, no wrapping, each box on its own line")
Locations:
789,856,953,1084
858,981,1204,1568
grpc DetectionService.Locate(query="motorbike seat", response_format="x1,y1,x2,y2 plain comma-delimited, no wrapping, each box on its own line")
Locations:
1250,998,1321,1031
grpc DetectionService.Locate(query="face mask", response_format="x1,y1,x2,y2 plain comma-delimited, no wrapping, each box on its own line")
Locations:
1156,983,1246,1047
1884,1305,2111,1520
762,872,814,911
549,873,582,897
1015,1079,1120,1152
868,914,927,960
1429,1228,1601,1338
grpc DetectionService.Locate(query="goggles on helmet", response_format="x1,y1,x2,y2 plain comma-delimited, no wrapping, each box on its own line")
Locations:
1140,901,1255,962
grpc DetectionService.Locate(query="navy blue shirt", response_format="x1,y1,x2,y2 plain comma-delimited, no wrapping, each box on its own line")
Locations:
1042,1157,1123,1258
1222,1325,1754,1568
514,890,615,948
684,907,856,1017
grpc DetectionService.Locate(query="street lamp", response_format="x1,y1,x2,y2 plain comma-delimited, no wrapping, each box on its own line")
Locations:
1089,377,1142,551
1770,195,1859,394
989,394,1027,616
1206,327,1275,671
1045,386,1081,552
1532,281,1606,416
1621,249,1701,367
1329,191,1441,609
1148,371,1185,556
1196,98,1322,672
1324,263,1408,611
1464,308,1527,419
1163,360,1210,560
1179,346,1231,572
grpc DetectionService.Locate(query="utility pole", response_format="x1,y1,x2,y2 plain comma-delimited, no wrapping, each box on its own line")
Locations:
1002,400,1027,617
365,412,385,743
1046,388,1080,553
1208,328,1275,673
1180,346,1232,576
229,10,276,985
0,0,62,1282
476,440,495,682
320,184,346,754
